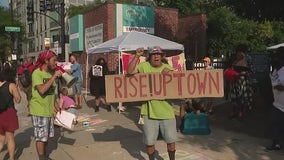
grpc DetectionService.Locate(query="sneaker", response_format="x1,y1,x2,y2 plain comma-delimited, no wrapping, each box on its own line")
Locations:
266,144,281,151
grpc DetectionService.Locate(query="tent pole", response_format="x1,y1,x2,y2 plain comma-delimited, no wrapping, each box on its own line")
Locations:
85,53,89,99
117,51,126,113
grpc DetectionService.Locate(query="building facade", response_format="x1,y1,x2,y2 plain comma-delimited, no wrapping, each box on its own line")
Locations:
11,0,93,61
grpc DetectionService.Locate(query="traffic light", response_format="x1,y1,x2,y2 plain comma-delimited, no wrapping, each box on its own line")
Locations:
39,0,46,12
27,2,34,22
46,0,53,11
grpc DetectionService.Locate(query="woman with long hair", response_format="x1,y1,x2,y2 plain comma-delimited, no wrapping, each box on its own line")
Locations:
229,44,254,119
88,57,111,112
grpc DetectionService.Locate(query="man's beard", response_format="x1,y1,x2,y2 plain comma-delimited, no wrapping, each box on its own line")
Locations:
48,65,55,72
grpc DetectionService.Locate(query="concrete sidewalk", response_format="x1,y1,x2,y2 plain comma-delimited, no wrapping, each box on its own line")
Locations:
1,91,284,160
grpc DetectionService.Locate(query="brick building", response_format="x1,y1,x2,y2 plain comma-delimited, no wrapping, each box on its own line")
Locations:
72,2,207,87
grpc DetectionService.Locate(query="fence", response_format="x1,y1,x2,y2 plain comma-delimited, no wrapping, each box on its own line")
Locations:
193,59,226,70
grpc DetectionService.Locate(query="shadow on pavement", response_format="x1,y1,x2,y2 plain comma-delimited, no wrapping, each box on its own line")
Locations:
209,91,272,139
92,125,146,160
8,127,33,160
47,126,76,157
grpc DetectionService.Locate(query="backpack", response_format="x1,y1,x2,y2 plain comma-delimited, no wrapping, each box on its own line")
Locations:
0,82,12,112
19,65,32,88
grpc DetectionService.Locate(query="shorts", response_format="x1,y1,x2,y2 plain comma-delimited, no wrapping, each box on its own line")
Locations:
72,82,82,95
142,116,177,145
0,108,19,135
31,116,54,142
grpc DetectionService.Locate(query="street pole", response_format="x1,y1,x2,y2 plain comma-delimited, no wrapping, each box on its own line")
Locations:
60,1,65,61
10,0,15,58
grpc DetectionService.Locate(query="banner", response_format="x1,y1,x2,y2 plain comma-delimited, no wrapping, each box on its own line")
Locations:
105,69,224,103
121,52,186,74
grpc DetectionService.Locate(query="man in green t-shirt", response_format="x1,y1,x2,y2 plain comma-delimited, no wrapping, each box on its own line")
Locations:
30,50,62,160
127,46,177,160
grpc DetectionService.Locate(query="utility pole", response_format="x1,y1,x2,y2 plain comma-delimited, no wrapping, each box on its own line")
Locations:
60,1,65,61
10,0,15,58
28,0,66,61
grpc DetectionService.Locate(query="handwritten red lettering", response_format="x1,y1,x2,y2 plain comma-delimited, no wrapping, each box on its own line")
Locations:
187,73,196,95
114,77,122,98
173,73,185,95
163,74,172,96
171,56,182,71
106,70,224,103
152,74,163,96
208,72,220,94
139,75,148,97
129,76,138,97
196,72,207,95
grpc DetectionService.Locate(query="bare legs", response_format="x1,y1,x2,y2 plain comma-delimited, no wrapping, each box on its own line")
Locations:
75,93,82,107
0,134,5,154
0,132,16,160
95,96,111,112
147,143,175,160
36,141,48,159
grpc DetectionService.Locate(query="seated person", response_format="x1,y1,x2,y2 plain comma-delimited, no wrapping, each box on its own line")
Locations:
59,87,78,125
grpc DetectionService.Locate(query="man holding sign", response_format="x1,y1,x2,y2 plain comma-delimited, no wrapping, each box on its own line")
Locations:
127,46,176,160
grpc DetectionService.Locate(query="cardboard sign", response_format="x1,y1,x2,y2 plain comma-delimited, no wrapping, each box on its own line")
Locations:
105,70,224,103
54,111,76,130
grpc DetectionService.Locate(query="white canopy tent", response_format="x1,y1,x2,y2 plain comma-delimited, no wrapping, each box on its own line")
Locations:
85,31,184,112
267,43,284,50
87,31,184,55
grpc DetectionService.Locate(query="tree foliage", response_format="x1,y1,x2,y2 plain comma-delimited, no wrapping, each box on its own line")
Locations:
223,0,284,21
67,0,284,57
68,1,99,18
0,6,25,63
0,6,13,63
68,0,138,17
207,6,279,57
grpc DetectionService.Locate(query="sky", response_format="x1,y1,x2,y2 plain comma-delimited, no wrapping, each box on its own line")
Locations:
0,0,8,7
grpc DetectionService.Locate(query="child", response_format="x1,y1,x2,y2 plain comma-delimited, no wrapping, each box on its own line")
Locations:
59,87,78,125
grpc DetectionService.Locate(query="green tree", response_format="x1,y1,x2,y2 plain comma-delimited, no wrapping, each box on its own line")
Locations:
66,0,284,57
68,0,137,17
266,21,284,46
0,6,26,64
224,0,284,21
0,6,13,63
153,0,203,16
207,7,276,57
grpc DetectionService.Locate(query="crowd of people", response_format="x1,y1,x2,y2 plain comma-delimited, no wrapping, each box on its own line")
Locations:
0,45,283,160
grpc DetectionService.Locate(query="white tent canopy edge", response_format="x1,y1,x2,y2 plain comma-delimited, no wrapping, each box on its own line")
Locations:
87,31,184,54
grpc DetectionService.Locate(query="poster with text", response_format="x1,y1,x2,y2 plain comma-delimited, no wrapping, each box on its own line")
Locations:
105,69,224,103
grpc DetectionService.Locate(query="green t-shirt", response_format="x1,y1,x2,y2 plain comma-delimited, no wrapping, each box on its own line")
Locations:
30,68,56,117
137,61,175,119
